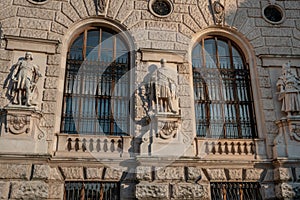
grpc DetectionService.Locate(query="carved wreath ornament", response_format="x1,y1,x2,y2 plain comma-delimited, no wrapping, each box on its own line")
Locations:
7,114,30,134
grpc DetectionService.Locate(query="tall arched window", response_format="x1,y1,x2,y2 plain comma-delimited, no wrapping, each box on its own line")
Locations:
61,27,130,135
192,36,257,138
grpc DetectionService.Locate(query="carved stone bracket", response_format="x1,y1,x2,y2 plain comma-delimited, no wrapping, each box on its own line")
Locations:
289,123,300,141
7,114,30,135
153,114,181,140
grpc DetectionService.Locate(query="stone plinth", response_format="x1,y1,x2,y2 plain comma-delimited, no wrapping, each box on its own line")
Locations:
274,116,300,159
0,105,48,154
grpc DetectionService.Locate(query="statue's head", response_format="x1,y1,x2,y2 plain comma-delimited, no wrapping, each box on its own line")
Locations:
160,58,167,67
25,52,33,60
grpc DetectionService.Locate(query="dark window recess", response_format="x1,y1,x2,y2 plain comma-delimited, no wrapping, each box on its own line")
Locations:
211,182,263,200
151,0,172,16
264,5,283,23
192,36,257,139
61,27,130,135
64,182,120,200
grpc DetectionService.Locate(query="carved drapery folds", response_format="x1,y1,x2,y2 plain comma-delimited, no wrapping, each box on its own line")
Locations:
276,61,300,117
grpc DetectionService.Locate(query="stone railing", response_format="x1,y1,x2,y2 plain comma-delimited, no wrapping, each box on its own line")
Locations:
55,134,132,158
194,138,266,160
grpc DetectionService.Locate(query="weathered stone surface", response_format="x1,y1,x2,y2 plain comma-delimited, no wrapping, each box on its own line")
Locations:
40,114,55,127
10,181,48,199
104,167,124,180
62,2,80,22
274,168,293,182
262,99,275,110
49,167,63,181
70,0,88,19
146,21,178,32
149,31,176,42
227,169,243,181
84,0,97,16
134,1,147,10
33,164,50,180
86,167,104,179
43,89,58,101
155,167,184,180
181,119,192,132
107,0,123,19
51,22,67,35
0,7,17,21
266,37,292,47
275,183,295,199
46,65,60,77
173,183,208,199
233,9,248,30
1,17,19,28
245,168,264,180
179,24,194,37
136,166,152,181
13,0,61,10
19,18,51,31
0,181,9,200
206,169,226,181
177,63,190,74
261,183,276,200
259,77,271,88
187,167,208,181
42,102,57,114
47,54,61,65
136,183,169,199
179,97,192,108
17,7,54,20
20,29,48,39
0,163,31,179
116,1,134,22
197,0,213,25
55,12,73,28
178,85,192,96
123,11,141,28
264,110,277,122
183,15,201,32
48,183,64,199
61,167,83,180
44,77,58,89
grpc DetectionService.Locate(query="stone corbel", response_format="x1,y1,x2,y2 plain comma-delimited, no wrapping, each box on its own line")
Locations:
153,114,181,140
289,123,300,142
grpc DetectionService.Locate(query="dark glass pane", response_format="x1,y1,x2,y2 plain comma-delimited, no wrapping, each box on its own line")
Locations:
69,33,84,60
151,0,172,16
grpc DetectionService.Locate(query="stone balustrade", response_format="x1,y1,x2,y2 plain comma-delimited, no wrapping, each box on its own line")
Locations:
195,138,264,159
55,134,132,158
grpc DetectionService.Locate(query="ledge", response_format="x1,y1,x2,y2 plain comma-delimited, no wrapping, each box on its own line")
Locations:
259,55,300,67
5,35,59,54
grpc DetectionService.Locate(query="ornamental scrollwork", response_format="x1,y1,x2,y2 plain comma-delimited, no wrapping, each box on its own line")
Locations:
7,114,30,135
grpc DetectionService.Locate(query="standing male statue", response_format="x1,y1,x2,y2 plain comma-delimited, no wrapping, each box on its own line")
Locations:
11,52,42,106
150,59,178,114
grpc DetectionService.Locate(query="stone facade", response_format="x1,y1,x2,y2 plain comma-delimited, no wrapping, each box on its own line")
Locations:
0,0,299,199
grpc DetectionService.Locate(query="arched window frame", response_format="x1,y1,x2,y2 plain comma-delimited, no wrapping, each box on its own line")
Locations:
56,19,135,136
190,27,263,139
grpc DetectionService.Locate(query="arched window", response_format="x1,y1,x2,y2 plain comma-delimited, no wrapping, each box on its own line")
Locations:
192,36,256,138
61,27,130,135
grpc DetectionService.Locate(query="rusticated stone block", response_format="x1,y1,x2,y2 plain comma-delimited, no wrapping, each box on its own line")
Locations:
33,164,50,180
86,167,104,179
60,167,84,180
49,167,63,181
151,41,174,50
116,1,134,22
55,12,73,28
0,163,31,179
259,77,271,88
104,167,124,180
19,18,51,31
40,114,55,127
227,169,243,181
44,77,58,89
149,31,176,42
51,22,67,35
1,17,19,28
47,54,61,65
274,168,293,182
146,21,178,32
155,167,184,180
43,89,58,101
179,97,192,108
0,181,10,199
123,11,141,28
84,0,97,16
233,9,247,30
42,102,57,114
70,0,88,19
177,63,189,74
0,50,12,61
17,7,54,20
20,29,47,39
275,183,295,199
174,4,189,13
62,2,80,22
183,15,200,32
107,0,123,18
206,169,226,181
0,7,17,21
245,168,264,180
46,65,60,77
136,183,169,199
49,182,64,199
10,181,48,199
172,183,208,199
187,167,208,181
136,166,152,181
178,85,192,96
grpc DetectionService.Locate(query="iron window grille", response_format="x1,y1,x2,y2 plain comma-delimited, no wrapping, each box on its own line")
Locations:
61,27,130,135
192,36,257,138
211,182,262,200
64,181,120,200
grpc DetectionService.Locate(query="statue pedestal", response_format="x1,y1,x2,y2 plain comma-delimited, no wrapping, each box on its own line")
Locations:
0,105,48,155
139,113,191,157
274,116,300,159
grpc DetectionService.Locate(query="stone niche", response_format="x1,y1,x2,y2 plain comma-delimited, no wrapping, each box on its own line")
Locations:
135,49,194,157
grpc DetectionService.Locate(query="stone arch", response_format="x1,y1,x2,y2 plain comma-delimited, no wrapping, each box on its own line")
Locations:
53,18,135,134
188,26,266,140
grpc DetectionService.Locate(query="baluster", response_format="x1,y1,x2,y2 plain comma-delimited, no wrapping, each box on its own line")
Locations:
246,142,252,155
233,142,239,155
75,138,80,152
207,141,213,155
96,139,101,152
82,138,87,152
110,140,115,152
67,138,72,152
117,139,123,153
241,142,246,155
228,142,234,155
103,139,108,152
89,138,94,152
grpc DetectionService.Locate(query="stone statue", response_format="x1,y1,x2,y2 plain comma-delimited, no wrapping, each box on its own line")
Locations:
277,61,300,116
213,1,225,25
11,52,42,106
150,59,178,114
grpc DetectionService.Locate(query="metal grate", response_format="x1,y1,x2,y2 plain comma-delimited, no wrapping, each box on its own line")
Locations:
211,182,262,200
61,27,130,135
192,37,256,139
64,182,120,200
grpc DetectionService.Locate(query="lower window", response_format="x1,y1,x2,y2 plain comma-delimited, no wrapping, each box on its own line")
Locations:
211,182,262,200
64,181,120,200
